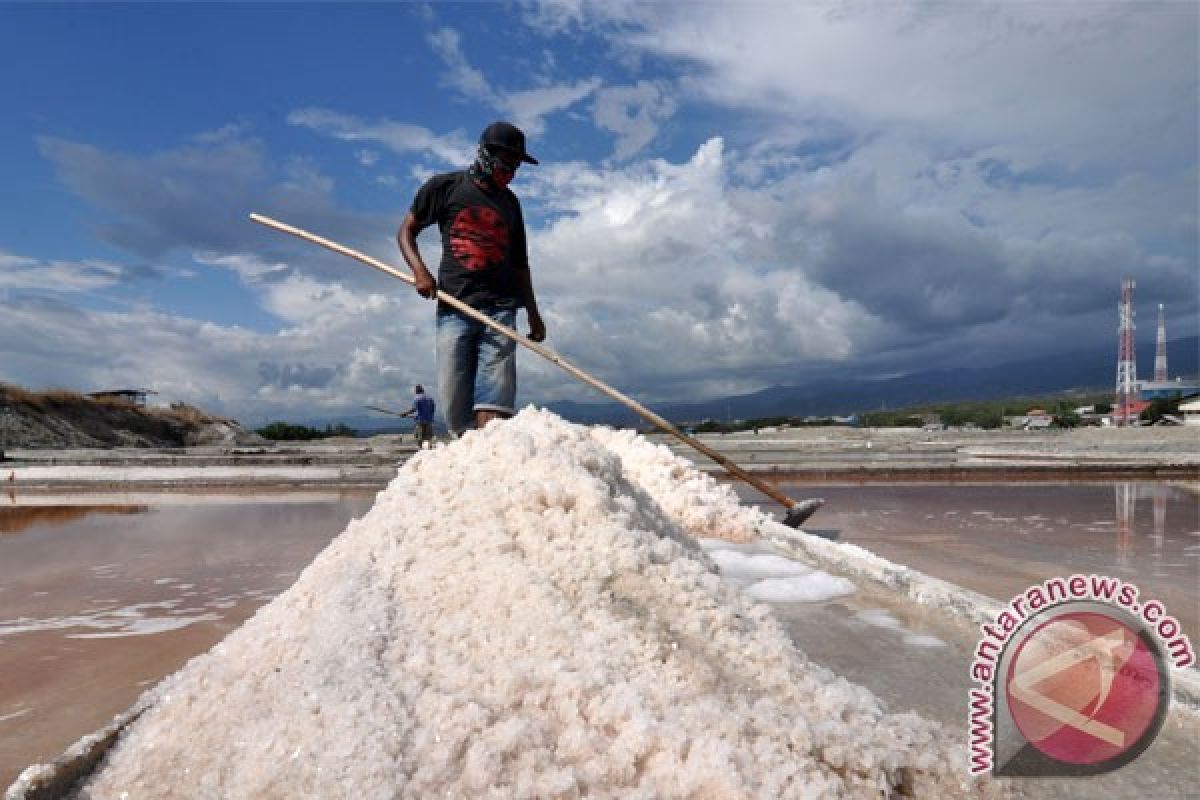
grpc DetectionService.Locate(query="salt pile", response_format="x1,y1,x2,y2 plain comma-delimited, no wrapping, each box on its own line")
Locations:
69,408,1000,799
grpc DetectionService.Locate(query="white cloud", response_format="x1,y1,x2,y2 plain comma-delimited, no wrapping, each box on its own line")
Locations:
257,274,392,326
425,25,601,139
427,27,491,99
511,132,1196,402
15,129,1197,419
597,2,1196,172
518,0,587,35
23,4,1195,417
502,79,603,137
511,139,882,401
0,283,436,423
287,108,474,166
194,252,287,282
591,80,676,162
0,252,131,293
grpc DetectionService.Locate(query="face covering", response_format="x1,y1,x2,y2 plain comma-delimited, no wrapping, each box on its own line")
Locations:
492,164,515,189
470,145,515,189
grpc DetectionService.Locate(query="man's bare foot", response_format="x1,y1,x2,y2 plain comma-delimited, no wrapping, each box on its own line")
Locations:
475,410,511,428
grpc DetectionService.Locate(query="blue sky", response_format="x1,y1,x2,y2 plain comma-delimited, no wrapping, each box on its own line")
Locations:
1,2,1196,424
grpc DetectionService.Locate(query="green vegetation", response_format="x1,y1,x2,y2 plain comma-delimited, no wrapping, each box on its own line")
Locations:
676,389,1117,432
860,391,1113,429
690,415,846,434
1140,396,1183,425
857,412,928,428
256,421,357,441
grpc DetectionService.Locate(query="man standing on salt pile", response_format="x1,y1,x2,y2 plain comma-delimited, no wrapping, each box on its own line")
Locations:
397,121,546,436
399,383,436,448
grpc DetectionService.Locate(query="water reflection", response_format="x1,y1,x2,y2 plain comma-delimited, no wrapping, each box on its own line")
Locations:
754,481,1199,637
1112,482,1195,579
0,493,376,635
0,490,376,788
1115,482,1134,568
0,505,148,536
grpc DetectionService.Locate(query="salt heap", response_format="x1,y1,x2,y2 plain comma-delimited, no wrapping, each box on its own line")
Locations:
72,408,999,799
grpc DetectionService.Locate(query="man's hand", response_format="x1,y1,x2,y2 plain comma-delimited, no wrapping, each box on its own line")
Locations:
398,212,436,300
527,308,546,342
413,269,436,299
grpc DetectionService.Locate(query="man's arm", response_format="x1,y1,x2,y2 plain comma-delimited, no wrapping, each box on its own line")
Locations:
516,266,546,342
511,202,545,342
397,212,437,299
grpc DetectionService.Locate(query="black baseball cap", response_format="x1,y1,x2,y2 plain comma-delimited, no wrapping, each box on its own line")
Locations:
480,121,538,165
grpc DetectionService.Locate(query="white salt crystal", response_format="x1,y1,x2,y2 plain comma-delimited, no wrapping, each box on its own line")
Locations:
744,573,856,604
707,549,815,581
72,408,1010,799
855,608,905,631
904,633,949,648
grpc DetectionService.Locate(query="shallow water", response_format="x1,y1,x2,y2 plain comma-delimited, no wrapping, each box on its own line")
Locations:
749,481,1199,637
745,480,1200,798
2,482,1197,794
0,490,376,787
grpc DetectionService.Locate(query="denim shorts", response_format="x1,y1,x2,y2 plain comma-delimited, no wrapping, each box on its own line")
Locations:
436,305,517,435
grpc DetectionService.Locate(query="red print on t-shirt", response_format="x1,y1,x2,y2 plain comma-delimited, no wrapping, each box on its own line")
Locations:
449,206,508,271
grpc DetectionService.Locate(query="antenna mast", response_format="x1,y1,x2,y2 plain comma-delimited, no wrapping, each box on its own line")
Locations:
1114,278,1137,426
1154,303,1168,382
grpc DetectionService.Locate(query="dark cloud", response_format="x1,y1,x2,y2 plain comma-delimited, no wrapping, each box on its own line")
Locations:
38,136,265,258
36,133,403,289
812,206,1012,333
751,173,1198,360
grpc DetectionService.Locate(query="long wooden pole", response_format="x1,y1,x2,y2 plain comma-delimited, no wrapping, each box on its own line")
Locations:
250,213,821,526
364,404,408,418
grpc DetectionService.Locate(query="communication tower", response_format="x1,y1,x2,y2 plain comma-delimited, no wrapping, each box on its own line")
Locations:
1114,279,1137,426
1154,303,1168,382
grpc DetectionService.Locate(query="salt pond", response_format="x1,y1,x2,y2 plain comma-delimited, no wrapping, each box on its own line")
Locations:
2,419,1196,797
0,491,376,788
757,481,1199,636
11,411,1006,799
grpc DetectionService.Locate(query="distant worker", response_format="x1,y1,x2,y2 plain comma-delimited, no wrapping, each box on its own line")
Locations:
397,121,545,436
401,385,436,448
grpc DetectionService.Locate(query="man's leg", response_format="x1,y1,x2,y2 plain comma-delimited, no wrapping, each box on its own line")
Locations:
473,307,517,429
436,308,479,436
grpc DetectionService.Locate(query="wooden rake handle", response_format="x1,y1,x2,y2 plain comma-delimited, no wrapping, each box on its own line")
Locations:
249,213,812,519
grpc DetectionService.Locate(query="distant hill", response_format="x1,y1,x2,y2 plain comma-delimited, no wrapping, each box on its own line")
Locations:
0,385,262,450
544,335,1199,426
306,335,1197,432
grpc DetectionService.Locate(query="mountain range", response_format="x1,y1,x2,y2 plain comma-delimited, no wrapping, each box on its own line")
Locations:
322,336,1197,432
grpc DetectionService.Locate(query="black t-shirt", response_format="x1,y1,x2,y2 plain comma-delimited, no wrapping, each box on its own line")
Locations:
410,171,528,309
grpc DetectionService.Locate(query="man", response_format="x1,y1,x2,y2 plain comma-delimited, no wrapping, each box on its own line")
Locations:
397,121,545,436
400,384,436,448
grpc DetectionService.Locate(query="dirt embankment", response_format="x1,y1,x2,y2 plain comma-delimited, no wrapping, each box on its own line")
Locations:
0,385,261,450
